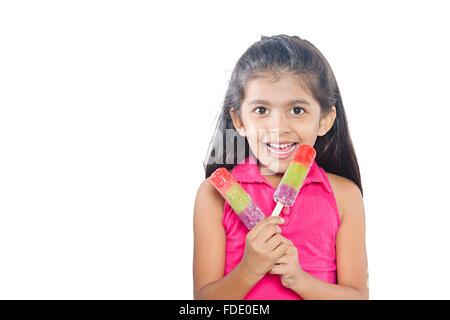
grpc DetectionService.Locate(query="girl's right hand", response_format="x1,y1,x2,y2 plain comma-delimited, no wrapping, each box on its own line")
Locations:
240,216,287,281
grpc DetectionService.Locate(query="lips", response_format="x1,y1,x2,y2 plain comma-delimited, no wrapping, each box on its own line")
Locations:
265,142,298,159
267,142,296,149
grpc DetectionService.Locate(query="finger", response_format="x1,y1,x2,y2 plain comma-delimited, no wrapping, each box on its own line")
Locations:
281,237,293,245
271,242,288,260
280,237,296,254
275,254,289,264
269,264,287,275
265,233,283,251
256,223,283,244
283,239,298,255
247,216,284,240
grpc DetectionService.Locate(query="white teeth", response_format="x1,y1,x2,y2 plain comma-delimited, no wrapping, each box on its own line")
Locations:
268,143,294,148
267,143,296,154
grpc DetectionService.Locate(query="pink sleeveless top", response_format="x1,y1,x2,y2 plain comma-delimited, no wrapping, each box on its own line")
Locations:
223,154,341,300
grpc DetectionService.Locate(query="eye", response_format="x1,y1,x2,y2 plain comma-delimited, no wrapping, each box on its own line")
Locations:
290,106,305,115
254,106,269,115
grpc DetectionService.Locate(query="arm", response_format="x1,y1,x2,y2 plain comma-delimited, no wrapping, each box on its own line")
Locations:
192,178,260,300
292,179,369,299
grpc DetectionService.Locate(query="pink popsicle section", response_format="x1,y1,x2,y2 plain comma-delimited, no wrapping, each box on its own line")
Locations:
210,167,265,229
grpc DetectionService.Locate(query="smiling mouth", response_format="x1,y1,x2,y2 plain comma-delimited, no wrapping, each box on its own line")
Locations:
265,142,297,155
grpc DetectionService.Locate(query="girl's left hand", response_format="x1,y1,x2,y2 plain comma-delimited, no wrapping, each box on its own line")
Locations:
268,237,303,289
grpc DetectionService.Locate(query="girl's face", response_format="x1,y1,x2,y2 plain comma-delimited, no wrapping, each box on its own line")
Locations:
230,72,336,175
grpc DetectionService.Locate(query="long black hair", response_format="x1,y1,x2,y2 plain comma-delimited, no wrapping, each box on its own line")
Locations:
203,34,363,196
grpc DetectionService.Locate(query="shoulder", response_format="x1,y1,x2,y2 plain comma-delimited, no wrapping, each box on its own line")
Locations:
194,177,225,224
193,178,227,298
326,173,368,298
195,177,225,207
325,172,364,222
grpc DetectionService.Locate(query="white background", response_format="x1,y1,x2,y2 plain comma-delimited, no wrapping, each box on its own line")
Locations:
1,0,449,299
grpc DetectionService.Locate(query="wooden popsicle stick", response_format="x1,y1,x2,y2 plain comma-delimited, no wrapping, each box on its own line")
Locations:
271,201,284,216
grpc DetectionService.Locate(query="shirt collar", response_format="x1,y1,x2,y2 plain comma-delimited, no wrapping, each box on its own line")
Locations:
231,153,332,193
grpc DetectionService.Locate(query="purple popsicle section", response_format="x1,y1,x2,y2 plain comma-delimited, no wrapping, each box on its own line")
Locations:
273,184,297,207
239,201,265,229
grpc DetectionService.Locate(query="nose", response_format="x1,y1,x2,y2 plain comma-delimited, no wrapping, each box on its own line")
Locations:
268,110,290,134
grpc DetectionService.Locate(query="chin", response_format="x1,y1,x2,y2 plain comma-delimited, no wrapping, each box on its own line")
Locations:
259,158,287,176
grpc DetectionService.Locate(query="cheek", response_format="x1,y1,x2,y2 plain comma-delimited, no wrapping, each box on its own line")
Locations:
245,130,261,146
241,118,263,140
241,116,261,131
293,120,318,135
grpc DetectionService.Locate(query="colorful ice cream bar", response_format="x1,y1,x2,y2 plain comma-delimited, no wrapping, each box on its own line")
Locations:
271,144,316,215
210,167,265,229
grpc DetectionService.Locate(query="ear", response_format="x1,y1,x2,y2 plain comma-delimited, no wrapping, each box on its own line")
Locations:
229,107,246,137
318,106,336,136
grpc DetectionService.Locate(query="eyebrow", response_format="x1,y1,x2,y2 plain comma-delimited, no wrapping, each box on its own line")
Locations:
248,99,310,106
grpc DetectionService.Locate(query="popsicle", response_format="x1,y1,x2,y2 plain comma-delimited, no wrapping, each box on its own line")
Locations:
271,144,316,216
210,167,265,229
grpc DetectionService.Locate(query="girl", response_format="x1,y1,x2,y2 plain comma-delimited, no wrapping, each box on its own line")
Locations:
193,35,368,300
